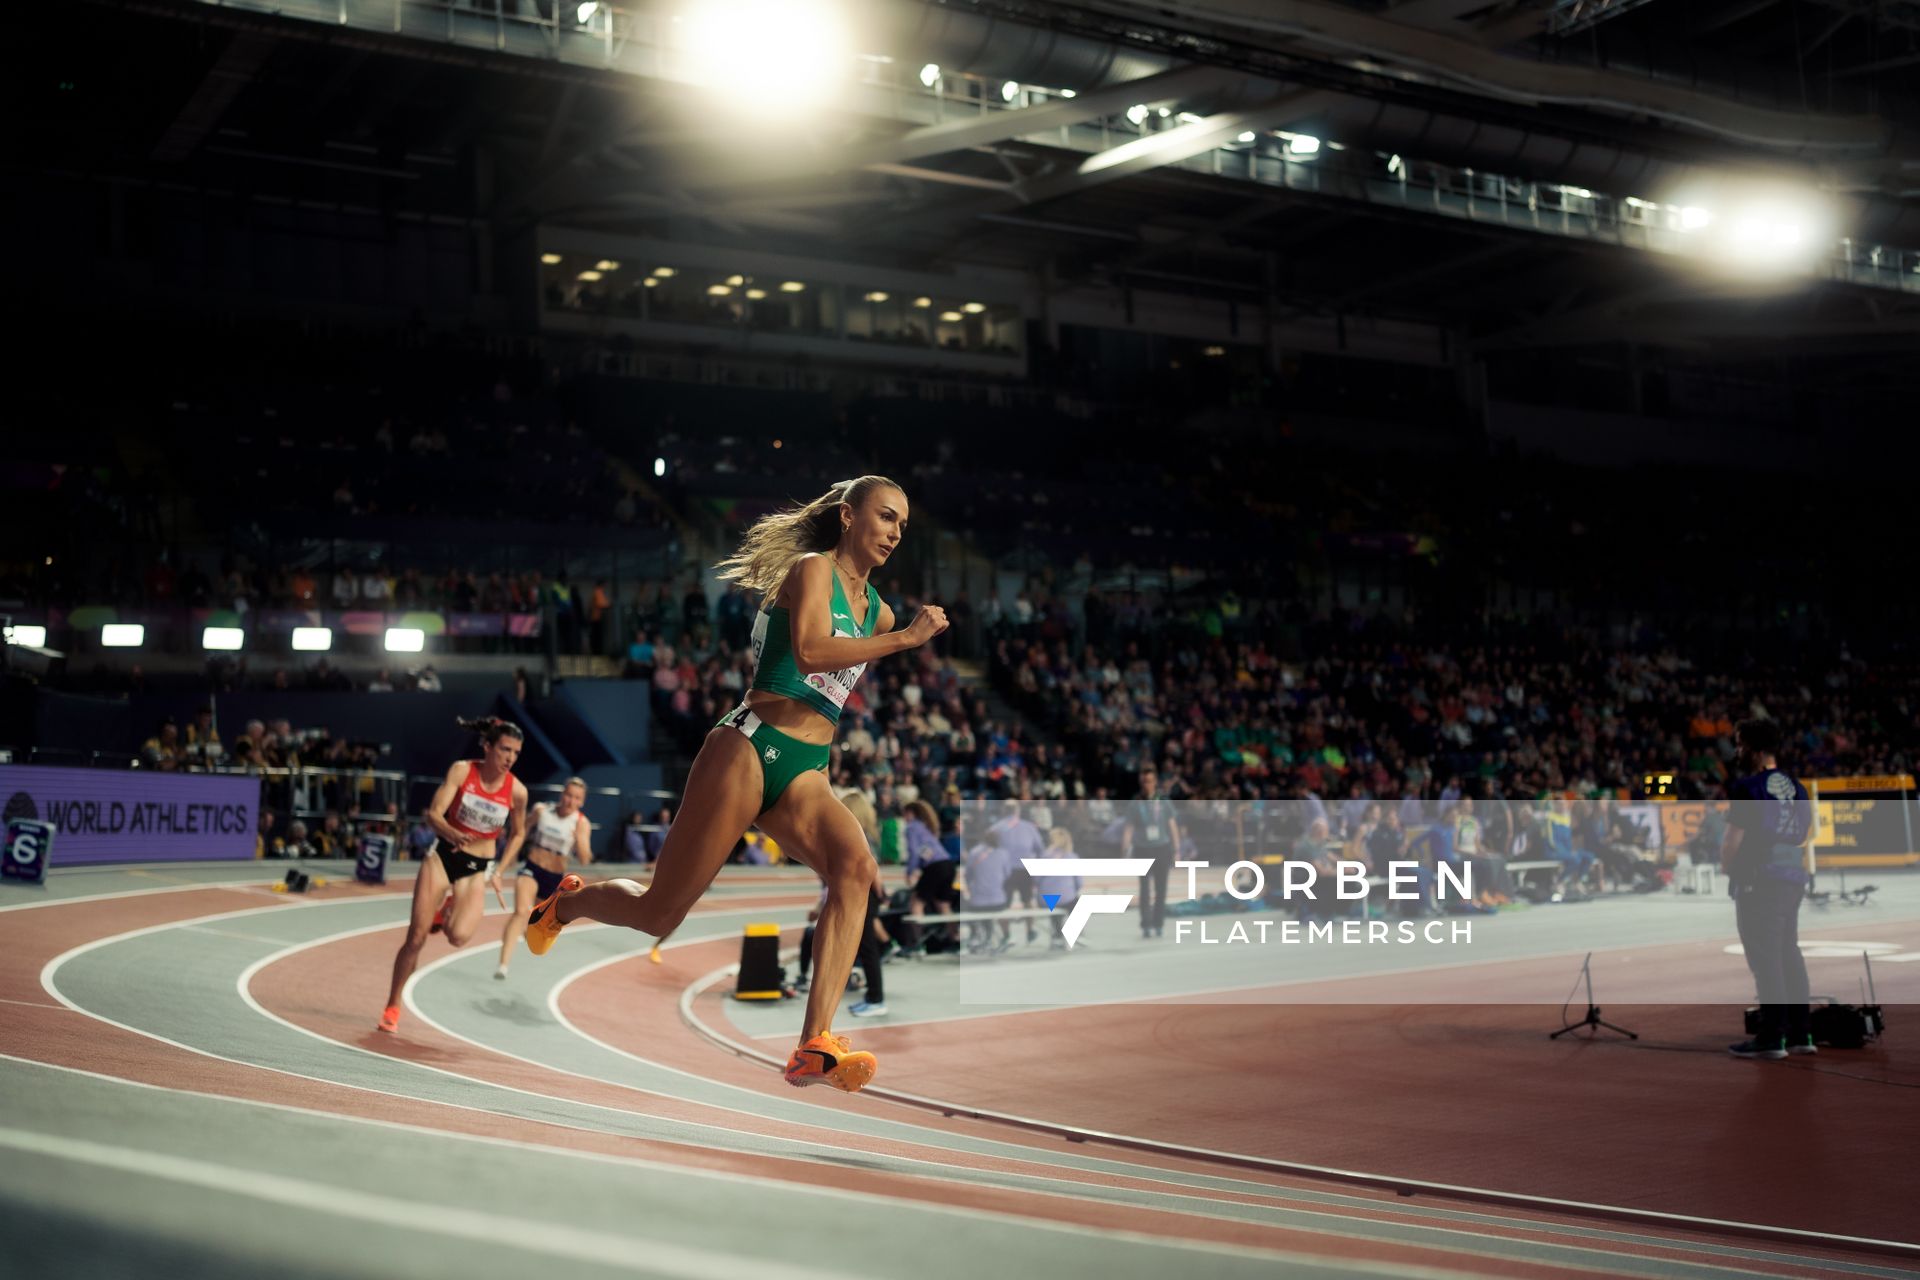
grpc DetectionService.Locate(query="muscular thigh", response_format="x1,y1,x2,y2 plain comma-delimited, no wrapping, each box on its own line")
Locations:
649,726,765,907
759,771,870,879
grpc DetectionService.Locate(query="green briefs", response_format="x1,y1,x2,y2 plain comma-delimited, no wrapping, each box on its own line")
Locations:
716,702,831,814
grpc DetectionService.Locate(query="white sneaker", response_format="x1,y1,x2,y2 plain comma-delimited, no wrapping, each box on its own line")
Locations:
849,1000,888,1017
494,965,509,980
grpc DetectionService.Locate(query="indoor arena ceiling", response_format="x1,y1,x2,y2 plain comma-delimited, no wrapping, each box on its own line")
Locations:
19,0,1920,358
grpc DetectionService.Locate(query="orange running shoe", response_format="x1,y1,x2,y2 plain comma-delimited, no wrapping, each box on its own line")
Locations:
524,873,583,956
377,1005,401,1033
784,1032,877,1092
649,943,663,965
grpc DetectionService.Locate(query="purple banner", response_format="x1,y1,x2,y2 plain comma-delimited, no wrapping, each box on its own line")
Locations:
0,766,259,865
448,613,505,638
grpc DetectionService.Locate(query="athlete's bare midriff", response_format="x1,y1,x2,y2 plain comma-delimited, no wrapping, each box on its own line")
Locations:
742,689,837,746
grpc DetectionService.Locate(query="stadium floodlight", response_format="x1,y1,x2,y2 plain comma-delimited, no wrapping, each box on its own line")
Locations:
1157,107,1171,118
962,301,985,313
1387,153,1404,176
1002,81,1019,102
1679,206,1712,231
651,266,676,277
745,287,768,299
864,290,889,303
654,457,667,478
577,270,603,282
726,274,745,286
919,63,941,88
202,627,244,652
682,0,850,113
576,2,598,23
644,277,659,288
1236,131,1256,143
1126,104,1149,126
291,627,333,652
4,625,47,648
912,296,932,308
707,284,733,296
101,624,144,648
939,310,963,321
595,259,621,271
779,281,805,292
384,628,425,654
540,253,562,265
1059,89,1075,98
1288,134,1321,155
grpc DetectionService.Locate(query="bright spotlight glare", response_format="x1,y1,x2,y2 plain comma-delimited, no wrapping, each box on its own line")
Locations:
1126,104,1148,125
5,625,48,648
939,310,963,321
654,456,667,478
962,301,985,313
1236,131,1256,143
707,284,733,296
652,266,676,278
912,296,932,308
202,627,244,652
384,627,425,654
779,281,805,292
682,1,850,113
101,624,144,648
576,2,598,23
1679,206,1712,231
919,63,941,88
1288,134,1321,155
540,253,562,265
864,291,889,302
577,270,603,282
1730,217,1767,245
291,627,333,652
745,287,768,299
1002,81,1019,102
595,259,620,271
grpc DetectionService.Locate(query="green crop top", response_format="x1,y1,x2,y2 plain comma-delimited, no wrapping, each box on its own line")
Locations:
748,560,881,725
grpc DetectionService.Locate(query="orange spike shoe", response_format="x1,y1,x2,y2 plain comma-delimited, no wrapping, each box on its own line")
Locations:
524,873,584,956
377,1005,401,1034
783,1032,877,1093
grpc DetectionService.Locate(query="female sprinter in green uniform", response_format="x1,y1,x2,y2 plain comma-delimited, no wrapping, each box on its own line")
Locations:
523,475,946,1092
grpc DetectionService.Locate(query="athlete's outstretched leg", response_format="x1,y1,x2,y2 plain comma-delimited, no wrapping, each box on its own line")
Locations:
535,727,761,949
760,773,878,1043
442,871,489,948
384,852,451,1026
497,875,536,974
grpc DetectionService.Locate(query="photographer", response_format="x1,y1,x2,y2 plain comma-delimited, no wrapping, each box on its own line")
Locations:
1721,719,1815,1060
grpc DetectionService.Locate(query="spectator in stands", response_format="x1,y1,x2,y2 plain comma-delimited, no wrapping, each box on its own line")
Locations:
184,706,222,765
991,800,1045,944
902,799,958,951
1035,826,1082,949
1543,796,1599,896
1121,767,1179,939
142,718,184,771
1454,797,1511,907
257,810,281,859
415,665,443,692
962,827,1014,953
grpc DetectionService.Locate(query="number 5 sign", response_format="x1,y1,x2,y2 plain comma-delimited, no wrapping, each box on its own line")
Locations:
3,819,55,885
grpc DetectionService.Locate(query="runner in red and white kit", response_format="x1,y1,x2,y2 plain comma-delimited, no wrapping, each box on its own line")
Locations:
378,716,528,1033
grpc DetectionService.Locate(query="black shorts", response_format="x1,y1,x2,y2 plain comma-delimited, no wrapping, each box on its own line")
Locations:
518,860,564,900
437,847,491,883
913,858,960,907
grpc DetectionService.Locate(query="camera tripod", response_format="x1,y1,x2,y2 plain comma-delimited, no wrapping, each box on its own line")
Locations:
1550,952,1638,1040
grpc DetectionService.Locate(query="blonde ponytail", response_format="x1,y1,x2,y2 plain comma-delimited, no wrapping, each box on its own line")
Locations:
714,475,901,599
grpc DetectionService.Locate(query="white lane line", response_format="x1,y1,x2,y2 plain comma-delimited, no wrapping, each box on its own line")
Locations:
0,1123,781,1280
0,1056,1389,1277
673,966,1920,1266
236,914,1666,1277
44,897,1909,1277
0,997,73,1012
0,878,316,914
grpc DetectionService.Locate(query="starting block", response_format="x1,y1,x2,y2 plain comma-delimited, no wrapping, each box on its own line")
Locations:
734,923,784,1000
